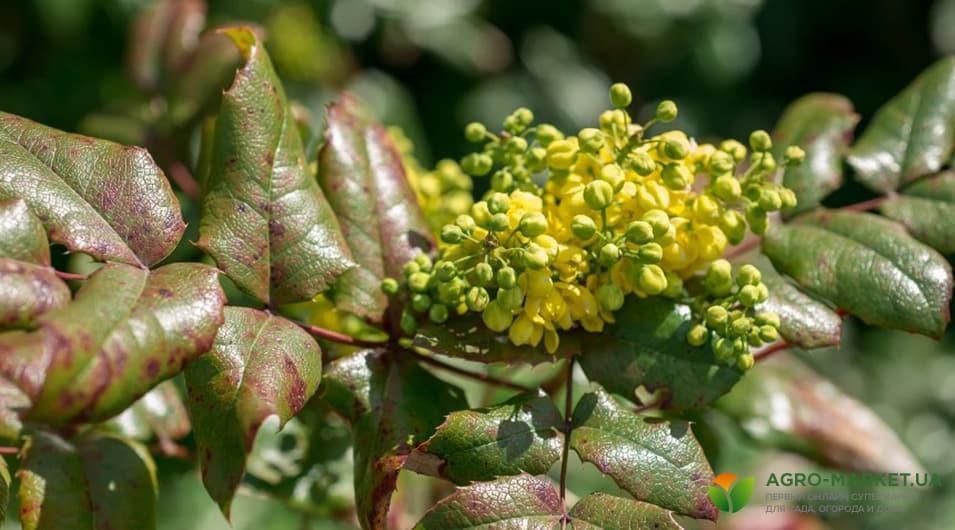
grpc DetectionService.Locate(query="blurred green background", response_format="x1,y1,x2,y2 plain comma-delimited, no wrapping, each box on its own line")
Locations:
1,0,954,529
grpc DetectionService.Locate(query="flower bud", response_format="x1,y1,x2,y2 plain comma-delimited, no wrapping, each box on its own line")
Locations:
415,253,433,271
400,309,418,335
546,139,577,169
466,286,490,312
736,353,755,371
482,300,513,331
759,325,778,343
638,264,667,295
497,286,524,311
738,284,759,307
599,110,627,133
692,195,720,223
655,100,678,122
487,192,510,214
507,136,528,153
730,317,752,337
519,212,548,237
461,153,493,176
497,266,517,289
626,221,654,244
631,152,656,176
411,293,432,312
465,122,487,142
473,262,494,286
490,170,514,192
637,242,663,263
714,337,735,362
719,139,747,162
441,224,464,244
599,243,621,266
578,128,604,154
537,124,563,146
749,130,773,152
455,214,476,233
736,264,761,286
756,283,769,303
708,150,735,174
527,147,548,171
779,188,798,209
409,272,431,292
642,209,671,238
687,324,708,346
403,261,420,277
427,303,448,323
745,205,768,235
755,311,780,328
471,201,491,226
488,213,510,232
584,180,615,210
704,259,734,296
713,175,742,201
380,277,399,295
757,152,777,172
523,245,549,269
719,210,746,244
661,138,690,160
705,305,728,328
571,214,598,240
596,283,625,311
661,163,690,190
438,276,467,302
610,83,633,108
784,145,805,165
600,164,625,190
514,107,534,126
759,189,783,211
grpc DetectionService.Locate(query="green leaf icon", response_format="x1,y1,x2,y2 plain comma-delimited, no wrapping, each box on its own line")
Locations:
708,485,731,512
729,476,755,512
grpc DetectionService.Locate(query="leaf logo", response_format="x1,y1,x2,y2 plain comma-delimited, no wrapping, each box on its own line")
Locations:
708,473,755,513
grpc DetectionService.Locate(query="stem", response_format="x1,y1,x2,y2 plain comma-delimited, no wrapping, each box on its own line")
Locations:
0,446,18,455
840,195,890,212
559,356,575,520
292,321,386,349
754,340,789,361
54,269,88,280
405,348,533,392
167,161,200,201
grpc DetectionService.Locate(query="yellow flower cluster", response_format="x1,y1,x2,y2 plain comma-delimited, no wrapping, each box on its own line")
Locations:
384,83,801,366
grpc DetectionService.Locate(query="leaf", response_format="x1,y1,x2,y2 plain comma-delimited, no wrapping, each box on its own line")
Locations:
569,493,683,530
773,93,859,216
127,0,206,91
414,474,563,530
407,392,562,484
578,297,742,412
414,316,571,365
716,352,923,474
107,380,191,446
570,388,716,520
317,95,434,323
17,432,157,530
0,377,28,440
0,199,50,265
762,209,953,338
744,253,842,348
324,349,468,529
847,57,955,192
197,26,353,305
0,262,224,425
184,306,322,517
0,258,70,330
0,455,9,526
881,170,955,254
0,112,185,267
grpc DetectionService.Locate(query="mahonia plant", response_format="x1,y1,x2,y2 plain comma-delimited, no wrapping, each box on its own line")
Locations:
384,83,803,370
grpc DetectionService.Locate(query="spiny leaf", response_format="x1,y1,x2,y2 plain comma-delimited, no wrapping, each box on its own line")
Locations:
106,380,191,447
717,352,923,474
0,112,184,267
17,432,157,530
318,94,434,323
407,391,562,484
569,493,683,530
0,258,70,330
570,387,717,520
773,93,859,216
578,297,742,412
881,171,955,254
762,210,952,338
0,199,50,265
0,262,224,425
847,57,955,192
324,349,468,529
743,253,842,348
197,26,353,305
184,306,322,517
414,474,563,530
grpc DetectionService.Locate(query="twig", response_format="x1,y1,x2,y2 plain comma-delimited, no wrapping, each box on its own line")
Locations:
405,347,534,392
725,236,760,259
840,195,890,212
54,270,88,280
559,356,575,523
168,161,200,201
754,340,789,361
292,321,387,349
0,446,18,455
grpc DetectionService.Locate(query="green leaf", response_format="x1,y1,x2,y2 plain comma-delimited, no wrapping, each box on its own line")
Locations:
324,349,468,529
184,306,322,517
407,392,562,484
569,493,683,530
0,377,28,441
762,210,953,338
0,199,50,265
0,454,9,526
414,474,563,530
0,262,225,425
881,171,955,254
197,26,353,305
0,112,185,267
773,93,859,216
570,388,717,520
414,316,571,365
717,352,922,473
578,297,741,412
106,380,191,447
317,95,434,323
847,57,955,192
127,0,206,91
744,253,842,348
17,432,157,530
0,258,70,330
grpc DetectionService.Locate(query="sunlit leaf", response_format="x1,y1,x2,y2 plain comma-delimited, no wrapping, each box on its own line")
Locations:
881,171,955,254
414,474,563,530
569,493,683,530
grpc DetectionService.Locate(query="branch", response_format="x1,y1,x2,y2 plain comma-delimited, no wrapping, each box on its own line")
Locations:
405,347,534,393
754,340,789,361
168,161,200,201
840,195,890,212
0,446,18,455
54,269,88,281
291,320,387,350
559,356,575,522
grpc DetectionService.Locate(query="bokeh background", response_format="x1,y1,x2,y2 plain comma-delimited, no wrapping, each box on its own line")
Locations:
1,0,954,529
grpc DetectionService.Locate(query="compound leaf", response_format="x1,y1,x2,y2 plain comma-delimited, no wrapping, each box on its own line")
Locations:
569,493,683,530
414,474,562,530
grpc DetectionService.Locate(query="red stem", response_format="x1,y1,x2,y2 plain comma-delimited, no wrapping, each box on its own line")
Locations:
0,446,18,455
840,195,890,212
168,161,200,201
292,321,387,350
754,340,789,361
54,269,88,280
406,348,533,392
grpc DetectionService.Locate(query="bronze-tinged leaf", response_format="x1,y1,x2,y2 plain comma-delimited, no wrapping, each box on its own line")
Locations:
718,352,923,474
0,258,70,330
17,432,157,530
0,262,224,425
0,112,185,267
0,376,28,441
184,307,322,517
106,380,191,447
569,493,684,530
0,199,50,265
414,474,563,530
197,26,354,305
127,0,207,91
881,170,955,254
318,95,435,323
